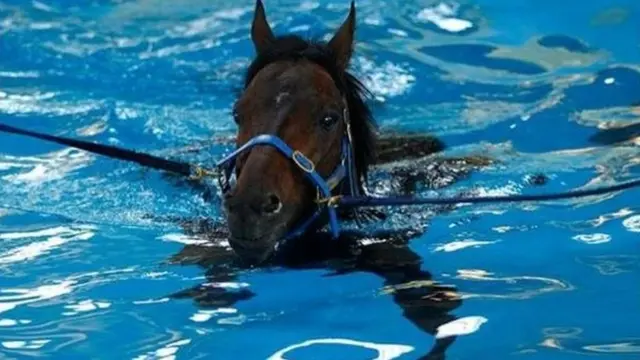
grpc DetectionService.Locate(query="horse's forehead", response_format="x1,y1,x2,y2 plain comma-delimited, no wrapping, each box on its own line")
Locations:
251,61,339,96
282,62,336,90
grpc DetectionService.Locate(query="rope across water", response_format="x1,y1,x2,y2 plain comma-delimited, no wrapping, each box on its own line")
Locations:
325,177,640,208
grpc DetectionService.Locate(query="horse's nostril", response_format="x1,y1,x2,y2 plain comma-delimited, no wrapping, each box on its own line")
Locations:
263,193,282,214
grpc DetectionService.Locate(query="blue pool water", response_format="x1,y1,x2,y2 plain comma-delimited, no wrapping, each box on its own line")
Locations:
1,0,639,359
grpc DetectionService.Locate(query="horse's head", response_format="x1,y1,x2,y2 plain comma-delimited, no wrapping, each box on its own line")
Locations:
222,0,376,264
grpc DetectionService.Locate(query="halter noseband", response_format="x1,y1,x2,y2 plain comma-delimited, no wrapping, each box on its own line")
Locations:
215,99,359,244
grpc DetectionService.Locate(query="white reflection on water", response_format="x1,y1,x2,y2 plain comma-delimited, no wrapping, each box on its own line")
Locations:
2,339,50,350
62,299,111,316
132,338,192,360
0,281,75,314
189,307,237,323
415,3,473,33
0,318,31,327
572,233,611,245
623,215,640,232
435,316,488,339
434,239,499,252
0,227,95,265
268,338,414,360
0,266,136,316
1,148,94,185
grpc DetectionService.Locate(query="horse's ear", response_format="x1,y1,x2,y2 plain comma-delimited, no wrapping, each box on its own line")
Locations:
328,1,356,70
251,0,275,54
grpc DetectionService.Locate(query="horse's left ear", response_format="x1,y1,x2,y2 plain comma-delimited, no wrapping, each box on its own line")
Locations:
328,1,356,70
251,0,275,54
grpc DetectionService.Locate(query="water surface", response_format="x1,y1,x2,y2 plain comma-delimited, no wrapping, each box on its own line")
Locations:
1,0,639,359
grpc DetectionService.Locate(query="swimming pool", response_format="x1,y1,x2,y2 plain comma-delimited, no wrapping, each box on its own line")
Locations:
1,0,639,359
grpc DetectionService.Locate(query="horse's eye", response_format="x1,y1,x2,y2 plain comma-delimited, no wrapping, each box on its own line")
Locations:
320,112,340,130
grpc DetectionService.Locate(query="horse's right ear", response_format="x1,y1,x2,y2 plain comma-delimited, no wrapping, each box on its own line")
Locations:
328,1,356,70
251,0,275,54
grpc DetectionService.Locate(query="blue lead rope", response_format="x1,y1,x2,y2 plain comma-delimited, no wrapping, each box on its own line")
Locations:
1,121,639,242
336,177,640,208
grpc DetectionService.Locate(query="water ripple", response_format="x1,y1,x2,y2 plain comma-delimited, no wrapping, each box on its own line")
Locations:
539,328,640,356
583,340,640,353
622,215,640,232
268,338,414,360
571,233,612,245
454,269,574,300
0,280,74,314
133,338,192,360
0,225,96,265
434,239,499,252
1,148,94,185
577,255,639,276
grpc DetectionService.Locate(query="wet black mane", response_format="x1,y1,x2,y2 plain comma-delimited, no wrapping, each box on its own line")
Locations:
243,35,378,188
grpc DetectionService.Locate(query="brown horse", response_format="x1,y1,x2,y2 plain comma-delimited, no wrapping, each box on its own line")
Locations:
214,0,491,265
0,1,494,358
166,1,494,359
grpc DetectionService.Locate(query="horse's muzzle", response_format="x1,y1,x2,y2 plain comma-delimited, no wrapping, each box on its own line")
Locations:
226,222,288,264
227,234,279,264
223,192,291,263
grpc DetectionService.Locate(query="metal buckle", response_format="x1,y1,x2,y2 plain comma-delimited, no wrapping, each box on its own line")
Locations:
292,150,315,173
315,195,342,208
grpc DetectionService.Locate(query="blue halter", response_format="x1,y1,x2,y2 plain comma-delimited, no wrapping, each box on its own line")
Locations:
215,126,359,243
